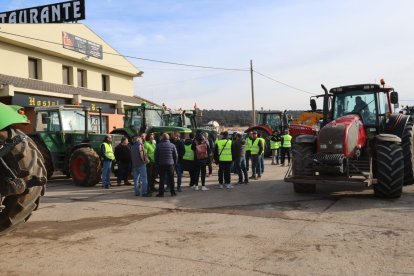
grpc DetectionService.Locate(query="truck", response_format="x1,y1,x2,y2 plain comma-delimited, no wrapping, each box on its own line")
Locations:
30,105,123,186
111,103,192,141
285,82,413,198
0,103,46,234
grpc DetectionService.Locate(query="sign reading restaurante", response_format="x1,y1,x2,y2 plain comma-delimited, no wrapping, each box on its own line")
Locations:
0,0,85,23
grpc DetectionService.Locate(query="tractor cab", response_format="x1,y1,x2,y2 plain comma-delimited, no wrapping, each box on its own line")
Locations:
256,111,285,132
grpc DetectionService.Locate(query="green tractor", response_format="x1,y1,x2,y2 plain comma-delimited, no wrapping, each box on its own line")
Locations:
0,103,47,234
111,102,192,140
162,108,218,140
30,105,122,186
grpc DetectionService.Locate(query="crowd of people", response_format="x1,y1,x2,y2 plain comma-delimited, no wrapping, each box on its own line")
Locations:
99,129,293,197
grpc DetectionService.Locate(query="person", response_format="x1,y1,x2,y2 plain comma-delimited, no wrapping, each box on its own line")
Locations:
214,131,233,189
171,132,184,192
280,129,292,166
245,132,253,171
232,132,248,184
114,137,132,186
182,132,196,187
353,96,368,113
249,131,263,180
258,133,265,175
154,133,178,197
131,137,150,197
203,132,214,177
269,130,281,165
192,130,211,191
100,135,115,189
144,133,157,193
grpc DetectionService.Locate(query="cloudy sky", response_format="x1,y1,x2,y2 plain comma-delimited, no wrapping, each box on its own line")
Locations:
5,0,414,110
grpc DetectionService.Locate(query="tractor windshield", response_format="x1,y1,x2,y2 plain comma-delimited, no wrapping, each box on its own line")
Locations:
145,109,163,126
162,113,182,127
257,113,282,131
183,114,194,128
333,91,378,125
61,110,92,131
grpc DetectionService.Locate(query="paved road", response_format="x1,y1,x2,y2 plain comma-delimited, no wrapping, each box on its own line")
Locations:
1,160,414,275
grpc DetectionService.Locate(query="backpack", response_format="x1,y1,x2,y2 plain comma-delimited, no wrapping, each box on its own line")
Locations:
195,139,208,160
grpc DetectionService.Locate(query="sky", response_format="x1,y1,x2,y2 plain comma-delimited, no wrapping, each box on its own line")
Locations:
3,0,414,110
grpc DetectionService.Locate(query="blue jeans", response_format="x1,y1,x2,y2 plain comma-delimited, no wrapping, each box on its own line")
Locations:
133,165,148,196
101,160,112,187
260,154,264,174
251,155,261,177
234,157,248,182
175,163,183,190
272,149,280,164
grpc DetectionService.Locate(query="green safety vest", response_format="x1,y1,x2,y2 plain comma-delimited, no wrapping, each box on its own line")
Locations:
250,139,261,155
144,141,156,163
245,137,253,151
216,139,232,161
270,137,281,150
183,144,194,161
101,142,115,160
259,138,265,155
282,134,292,148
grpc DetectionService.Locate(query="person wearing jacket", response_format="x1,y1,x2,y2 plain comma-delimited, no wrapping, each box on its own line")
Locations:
232,132,248,184
171,132,184,192
100,135,115,189
269,130,281,165
214,131,233,189
182,132,196,187
192,130,211,191
144,133,157,193
114,137,132,186
131,137,150,197
155,133,178,197
249,131,263,180
203,132,214,177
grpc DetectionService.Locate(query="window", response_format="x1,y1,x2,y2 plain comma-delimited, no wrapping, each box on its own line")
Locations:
62,66,73,85
28,57,41,79
102,74,110,91
90,115,108,134
77,69,87,88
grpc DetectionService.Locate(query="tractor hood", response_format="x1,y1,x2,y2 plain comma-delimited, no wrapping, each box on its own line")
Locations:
318,114,366,157
0,103,28,129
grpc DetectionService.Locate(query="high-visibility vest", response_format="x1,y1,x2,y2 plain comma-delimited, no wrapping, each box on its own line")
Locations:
250,139,261,155
259,138,265,154
144,141,156,162
270,136,281,150
183,144,194,161
282,134,292,148
216,139,232,161
245,137,253,151
101,142,115,160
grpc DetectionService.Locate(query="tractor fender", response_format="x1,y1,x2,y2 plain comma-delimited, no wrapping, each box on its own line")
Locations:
0,103,28,129
245,125,273,136
375,134,401,143
295,134,317,144
384,114,411,138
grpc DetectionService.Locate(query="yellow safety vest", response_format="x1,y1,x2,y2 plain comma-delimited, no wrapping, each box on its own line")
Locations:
270,136,281,150
282,134,292,148
259,138,265,155
245,137,253,151
250,139,261,155
216,139,232,161
183,144,194,161
144,141,156,163
101,142,115,160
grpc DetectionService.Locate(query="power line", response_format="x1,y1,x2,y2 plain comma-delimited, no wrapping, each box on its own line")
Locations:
253,70,317,95
0,30,249,72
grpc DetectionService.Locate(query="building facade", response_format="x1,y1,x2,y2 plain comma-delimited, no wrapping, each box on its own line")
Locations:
0,23,150,133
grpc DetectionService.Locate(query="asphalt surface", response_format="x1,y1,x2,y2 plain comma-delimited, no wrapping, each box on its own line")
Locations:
1,159,414,276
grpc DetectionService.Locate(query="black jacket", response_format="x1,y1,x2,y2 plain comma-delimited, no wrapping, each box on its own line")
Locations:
114,143,131,163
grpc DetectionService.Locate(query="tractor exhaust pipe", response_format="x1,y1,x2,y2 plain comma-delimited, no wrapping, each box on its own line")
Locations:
321,84,329,126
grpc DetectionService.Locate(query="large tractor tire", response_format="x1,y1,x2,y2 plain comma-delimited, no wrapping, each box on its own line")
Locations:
0,128,47,234
292,142,316,193
373,142,404,198
31,135,54,179
69,147,101,187
402,123,414,185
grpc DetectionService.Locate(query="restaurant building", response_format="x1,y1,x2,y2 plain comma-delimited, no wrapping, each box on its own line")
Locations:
0,23,150,133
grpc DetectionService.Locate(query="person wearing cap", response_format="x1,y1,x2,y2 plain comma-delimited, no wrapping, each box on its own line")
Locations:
280,129,292,166
245,131,253,172
249,131,263,180
100,135,115,189
269,130,281,165
214,131,233,189
232,132,248,184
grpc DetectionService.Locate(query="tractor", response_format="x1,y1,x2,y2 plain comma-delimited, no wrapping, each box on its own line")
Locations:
111,102,192,141
162,108,218,140
285,82,414,198
401,105,414,120
30,105,123,186
0,103,46,234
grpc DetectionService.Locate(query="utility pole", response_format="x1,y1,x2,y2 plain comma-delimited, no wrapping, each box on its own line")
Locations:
250,60,256,126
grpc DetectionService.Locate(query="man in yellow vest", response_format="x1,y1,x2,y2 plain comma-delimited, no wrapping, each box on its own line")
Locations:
245,131,253,171
182,132,196,187
280,130,292,166
214,131,233,189
249,131,263,180
100,135,115,189
270,130,281,165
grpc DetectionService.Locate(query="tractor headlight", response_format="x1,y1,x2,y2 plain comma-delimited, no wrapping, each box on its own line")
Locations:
334,143,343,150
320,143,327,149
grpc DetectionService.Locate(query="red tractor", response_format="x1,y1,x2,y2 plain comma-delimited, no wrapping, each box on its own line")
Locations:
285,82,414,198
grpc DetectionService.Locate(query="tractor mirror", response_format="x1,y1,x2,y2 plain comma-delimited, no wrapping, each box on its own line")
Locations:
390,92,398,104
310,99,317,111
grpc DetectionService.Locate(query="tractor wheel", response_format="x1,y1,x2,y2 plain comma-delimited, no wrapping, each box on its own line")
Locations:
402,123,414,185
292,142,316,193
31,135,54,179
373,142,404,198
255,129,271,157
0,128,47,234
69,147,101,187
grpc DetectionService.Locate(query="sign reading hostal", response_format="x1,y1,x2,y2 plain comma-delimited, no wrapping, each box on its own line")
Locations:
12,93,71,107
0,0,85,23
